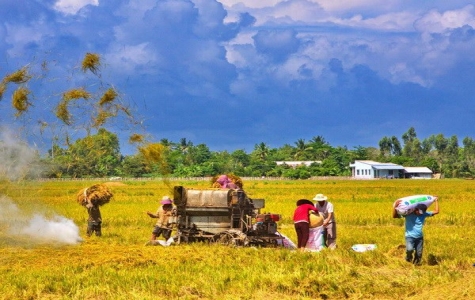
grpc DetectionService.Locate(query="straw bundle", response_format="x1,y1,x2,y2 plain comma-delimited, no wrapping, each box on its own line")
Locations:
129,133,144,143
76,184,113,207
4,67,31,84
55,100,72,125
228,174,243,188
62,88,90,101
99,88,117,106
309,213,323,228
55,88,91,125
0,82,6,99
138,143,170,176
120,105,132,116
139,143,165,163
92,109,114,127
211,174,243,189
12,87,31,115
212,181,220,188
81,53,101,74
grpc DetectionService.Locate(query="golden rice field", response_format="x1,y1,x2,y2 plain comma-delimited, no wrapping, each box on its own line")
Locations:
1,178,475,300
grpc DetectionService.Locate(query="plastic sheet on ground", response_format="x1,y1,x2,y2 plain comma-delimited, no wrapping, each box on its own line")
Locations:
148,237,174,246
275,232,297,249
351,244,377,252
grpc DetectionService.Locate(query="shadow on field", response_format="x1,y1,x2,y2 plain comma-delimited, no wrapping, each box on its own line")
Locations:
387,244,440,266
387,244,406,257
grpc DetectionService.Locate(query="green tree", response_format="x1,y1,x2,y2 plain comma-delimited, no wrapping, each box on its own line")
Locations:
309,136,332,160
119,154,147,177
252,142,270,161
430,134,449,177
463,137,475,176
445,135,460,177
391,136,402,156
188,144,212,165
230,149,250,175
293,139,312,160
273,144,294,161
351,146,370,161
54,128,121,177
379,136,392,158
282,166,311,179
402,127,416,155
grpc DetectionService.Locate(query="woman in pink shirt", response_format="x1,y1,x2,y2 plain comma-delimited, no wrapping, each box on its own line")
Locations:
293,199,319,250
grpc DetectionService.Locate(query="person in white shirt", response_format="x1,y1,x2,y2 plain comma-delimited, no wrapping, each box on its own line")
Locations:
313,193,337,249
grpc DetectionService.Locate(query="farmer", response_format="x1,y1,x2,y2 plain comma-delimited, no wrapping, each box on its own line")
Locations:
313,193,337,249
216,174,239,189
146,196,176,244
392,197,439,265
85,198,102,237
293,199,319,251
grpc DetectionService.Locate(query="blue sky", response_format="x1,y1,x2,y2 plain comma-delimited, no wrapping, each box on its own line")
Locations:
1,0,475,155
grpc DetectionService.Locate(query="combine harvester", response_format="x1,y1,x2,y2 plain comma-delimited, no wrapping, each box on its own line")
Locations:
172,185,291,248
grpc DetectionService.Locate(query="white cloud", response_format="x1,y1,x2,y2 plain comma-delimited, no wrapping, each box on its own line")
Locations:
54,0,99,15
314,0,400,12
218,0,282,9
106,43,158,74
327,11,417,31
5,22,50,56
414,5,475,33
388,63,428,86
220,0,416,31
260,0,327,25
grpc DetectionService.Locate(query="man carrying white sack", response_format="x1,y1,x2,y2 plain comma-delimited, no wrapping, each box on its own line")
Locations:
392,196,440,265
313,193,337,249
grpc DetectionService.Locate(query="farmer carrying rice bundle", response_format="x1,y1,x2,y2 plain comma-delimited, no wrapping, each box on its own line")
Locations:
76,184,113,237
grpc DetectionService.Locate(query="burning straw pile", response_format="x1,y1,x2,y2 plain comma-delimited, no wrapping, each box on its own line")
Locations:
76,184,113,206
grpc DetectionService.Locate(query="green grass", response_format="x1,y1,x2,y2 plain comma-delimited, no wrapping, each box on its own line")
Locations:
1,179,475,299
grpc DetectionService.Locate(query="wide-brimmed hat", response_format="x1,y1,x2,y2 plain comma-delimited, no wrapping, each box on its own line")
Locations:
296,199,314,206
161,196,173,205
312,194,328,201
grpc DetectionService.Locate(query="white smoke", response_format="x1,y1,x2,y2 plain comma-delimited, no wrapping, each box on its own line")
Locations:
18,214,82,244
0,128,82,245
0,128,42,180
1,195,83,245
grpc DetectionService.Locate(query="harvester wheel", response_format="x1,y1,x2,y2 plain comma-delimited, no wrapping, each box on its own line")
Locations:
215,229,249,247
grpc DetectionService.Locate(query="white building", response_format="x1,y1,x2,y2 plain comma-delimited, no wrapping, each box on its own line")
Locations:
349,160,433,179
349,160,405,179
403,167,433,179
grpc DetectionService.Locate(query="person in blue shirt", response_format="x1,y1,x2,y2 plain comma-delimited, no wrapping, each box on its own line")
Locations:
393,197,439,265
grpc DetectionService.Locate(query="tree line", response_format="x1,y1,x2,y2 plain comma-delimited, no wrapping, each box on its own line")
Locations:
10,126,471,179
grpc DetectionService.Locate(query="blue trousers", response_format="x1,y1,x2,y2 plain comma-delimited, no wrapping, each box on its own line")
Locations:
405,236,424,265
